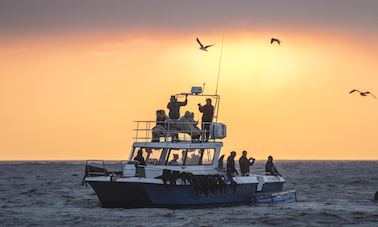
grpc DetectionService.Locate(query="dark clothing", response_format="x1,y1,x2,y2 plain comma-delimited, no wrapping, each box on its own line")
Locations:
217,155,225,169
156,114,167,127
265,161,279,175
167,100,187,119
201,122,211,141
134,155,146,166
199,104,214,122
226,155,238,175
199,104,214,140
239,156,255,176
226,155,237,192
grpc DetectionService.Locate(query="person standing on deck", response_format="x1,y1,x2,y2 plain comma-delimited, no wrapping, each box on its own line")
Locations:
198,98,214,141
226,151,238,192
167,95,188,120
239,150,255,176
226,151,238,176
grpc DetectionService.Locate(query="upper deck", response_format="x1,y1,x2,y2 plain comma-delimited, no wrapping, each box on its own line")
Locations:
132,141,223,149
132,88,226,143
133,120,226,143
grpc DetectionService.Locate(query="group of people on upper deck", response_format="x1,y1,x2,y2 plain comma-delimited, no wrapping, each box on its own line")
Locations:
158,94,215,140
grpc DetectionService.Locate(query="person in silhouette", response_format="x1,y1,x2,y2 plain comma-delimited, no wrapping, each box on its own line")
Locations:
156,109,169,127
265,156,280,176
239,150,255,176
168,154,180,166
167,95,188,120
226,151,238,192
217,154,225,170
133,149,146,165
198,98,215,141
227,152,238,175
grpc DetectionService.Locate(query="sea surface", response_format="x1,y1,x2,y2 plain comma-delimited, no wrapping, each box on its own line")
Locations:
0,161,377,226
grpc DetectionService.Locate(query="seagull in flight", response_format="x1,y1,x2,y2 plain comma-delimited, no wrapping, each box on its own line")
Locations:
271,38,281,45
349,89,376,99
196,38,214,51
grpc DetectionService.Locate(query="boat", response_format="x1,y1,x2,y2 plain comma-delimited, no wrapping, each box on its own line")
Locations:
83,88,296,208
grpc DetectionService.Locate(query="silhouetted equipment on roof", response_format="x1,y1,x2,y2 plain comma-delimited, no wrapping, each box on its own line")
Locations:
191,86,203,95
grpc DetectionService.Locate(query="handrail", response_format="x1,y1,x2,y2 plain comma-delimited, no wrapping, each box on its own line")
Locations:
132,120,219,143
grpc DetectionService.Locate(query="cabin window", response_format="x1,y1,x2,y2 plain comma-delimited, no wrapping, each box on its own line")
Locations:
184,149,202,165
184,148,215,166
166,149,185,166
131,147,147,162
145,148,162,165
201,149,215,165
131,147,215,166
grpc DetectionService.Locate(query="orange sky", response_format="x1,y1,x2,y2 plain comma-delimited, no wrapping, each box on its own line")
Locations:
0,25,377,160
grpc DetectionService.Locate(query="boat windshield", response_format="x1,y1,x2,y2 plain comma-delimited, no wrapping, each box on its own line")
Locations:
130,147,215,166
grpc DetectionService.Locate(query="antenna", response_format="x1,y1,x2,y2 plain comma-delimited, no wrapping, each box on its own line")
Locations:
215,35,224,96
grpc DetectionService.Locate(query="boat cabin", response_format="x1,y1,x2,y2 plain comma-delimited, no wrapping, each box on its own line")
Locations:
124,142,223,178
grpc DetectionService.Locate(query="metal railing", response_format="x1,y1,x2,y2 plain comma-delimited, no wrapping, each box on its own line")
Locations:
85,160,126,177
133,121,216,142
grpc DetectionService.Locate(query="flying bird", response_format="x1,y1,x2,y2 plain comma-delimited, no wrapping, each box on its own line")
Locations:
349,89,376,99
196,38,214,51
271,38,281,45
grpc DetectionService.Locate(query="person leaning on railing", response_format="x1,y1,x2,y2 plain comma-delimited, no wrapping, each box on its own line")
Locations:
265,156,280,176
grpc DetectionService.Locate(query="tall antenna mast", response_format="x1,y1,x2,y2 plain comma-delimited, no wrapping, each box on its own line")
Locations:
215,35,224,96
213,35,224,122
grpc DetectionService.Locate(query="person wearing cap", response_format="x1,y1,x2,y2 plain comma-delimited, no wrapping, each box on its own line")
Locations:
198,98,214,141
167,95,188,120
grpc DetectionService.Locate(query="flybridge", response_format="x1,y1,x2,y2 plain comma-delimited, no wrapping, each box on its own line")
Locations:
132,120,226,142
133,87,226,143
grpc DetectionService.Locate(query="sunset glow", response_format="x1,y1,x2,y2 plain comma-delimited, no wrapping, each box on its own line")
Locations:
0,1,377,160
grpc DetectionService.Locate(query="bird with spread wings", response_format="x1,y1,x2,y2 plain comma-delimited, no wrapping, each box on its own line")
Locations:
196,38,214,51
271,38,281,45
349,90,376,99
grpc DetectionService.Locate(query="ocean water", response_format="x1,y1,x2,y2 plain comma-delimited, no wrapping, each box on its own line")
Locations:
0,161,377,226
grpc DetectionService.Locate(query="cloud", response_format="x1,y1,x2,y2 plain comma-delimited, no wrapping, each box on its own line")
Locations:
0,0,377,38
